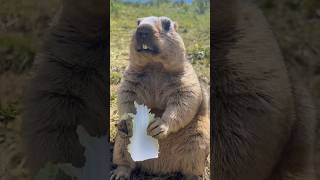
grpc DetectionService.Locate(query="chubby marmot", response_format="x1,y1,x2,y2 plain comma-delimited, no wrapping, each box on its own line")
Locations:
111,16,210,180
212,0,316,179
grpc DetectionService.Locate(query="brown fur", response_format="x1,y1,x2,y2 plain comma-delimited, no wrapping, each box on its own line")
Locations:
212,0,316,179
111,16,210,179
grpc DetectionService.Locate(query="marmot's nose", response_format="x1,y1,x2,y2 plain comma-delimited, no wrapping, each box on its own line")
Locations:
136,24,153,40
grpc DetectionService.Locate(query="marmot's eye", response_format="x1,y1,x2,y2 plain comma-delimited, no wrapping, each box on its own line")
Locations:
162,19,171,31
137,19,142,26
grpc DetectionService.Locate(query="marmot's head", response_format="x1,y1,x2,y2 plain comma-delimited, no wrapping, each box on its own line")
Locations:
129,16,186,71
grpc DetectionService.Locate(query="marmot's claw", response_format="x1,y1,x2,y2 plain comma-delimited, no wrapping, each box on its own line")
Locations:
109,166,131,180
147,117,169,139
116,117,133,138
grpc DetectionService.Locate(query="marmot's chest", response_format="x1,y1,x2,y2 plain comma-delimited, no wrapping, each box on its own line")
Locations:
134,69,179,110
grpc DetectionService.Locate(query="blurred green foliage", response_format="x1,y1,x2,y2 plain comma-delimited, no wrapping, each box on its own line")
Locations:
0,0,60,74
0,0,60,128
0,102,19,127
0,35,35,74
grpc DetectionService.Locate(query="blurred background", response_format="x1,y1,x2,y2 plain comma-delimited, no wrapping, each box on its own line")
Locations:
0,0,60,179
254,0,320,177
0,0,319,179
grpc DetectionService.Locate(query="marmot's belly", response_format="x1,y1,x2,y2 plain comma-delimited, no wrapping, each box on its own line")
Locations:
137,115,210,175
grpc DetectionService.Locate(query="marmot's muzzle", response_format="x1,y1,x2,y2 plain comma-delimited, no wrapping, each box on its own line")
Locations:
135,24,159,54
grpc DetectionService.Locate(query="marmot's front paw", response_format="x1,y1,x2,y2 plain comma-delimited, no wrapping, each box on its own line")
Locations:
110,166,131,180
116,115,133,138
147,117,169,139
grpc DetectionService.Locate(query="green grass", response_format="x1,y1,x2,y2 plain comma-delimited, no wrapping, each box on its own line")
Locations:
0,102,20,127
0,0,60,74
0,35,35,74
110,1,210,141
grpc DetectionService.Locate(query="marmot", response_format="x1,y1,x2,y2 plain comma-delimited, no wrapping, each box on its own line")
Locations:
21,0,109,177
111,16,210,180
212,0,316,179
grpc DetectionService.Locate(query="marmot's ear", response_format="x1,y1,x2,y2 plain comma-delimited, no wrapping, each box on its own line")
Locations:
173,22,178,31
137,18,143,26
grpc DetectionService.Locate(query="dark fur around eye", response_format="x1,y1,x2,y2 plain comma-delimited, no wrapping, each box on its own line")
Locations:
162,19,171,31
137,19,141,26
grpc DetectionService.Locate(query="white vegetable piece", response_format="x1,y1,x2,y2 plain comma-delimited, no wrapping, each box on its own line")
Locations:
128,102,159,161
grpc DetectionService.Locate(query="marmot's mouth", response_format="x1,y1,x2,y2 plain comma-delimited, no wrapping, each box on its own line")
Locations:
136,43,158,54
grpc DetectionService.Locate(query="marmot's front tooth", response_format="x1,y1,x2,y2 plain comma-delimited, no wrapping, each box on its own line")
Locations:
143,44,148,50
